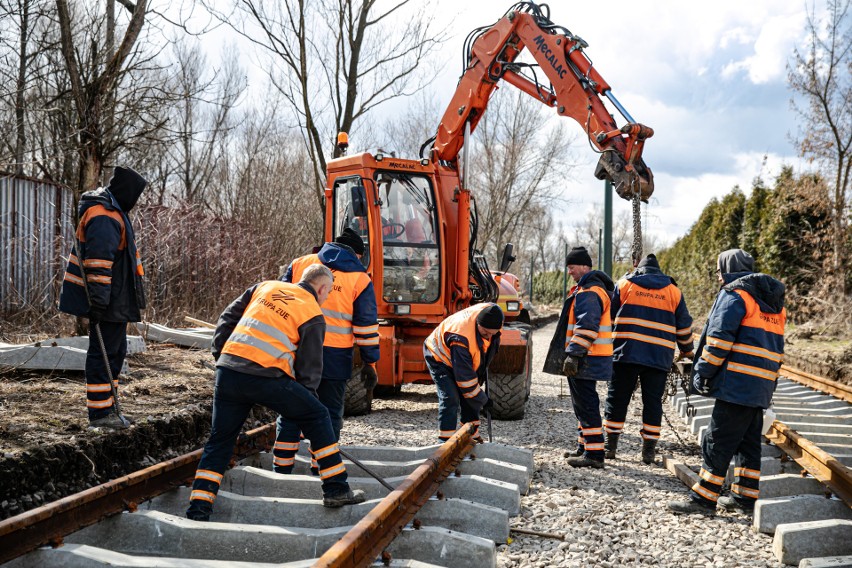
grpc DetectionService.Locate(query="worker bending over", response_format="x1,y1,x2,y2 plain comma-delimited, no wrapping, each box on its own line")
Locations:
424,303,503,442
603,253,693,464
273,228,379,474
186,264,365,522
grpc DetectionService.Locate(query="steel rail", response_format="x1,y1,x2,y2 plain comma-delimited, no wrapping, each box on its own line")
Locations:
0,423,275,564
765,421,852,507
780,364,852,404
314,423,477,568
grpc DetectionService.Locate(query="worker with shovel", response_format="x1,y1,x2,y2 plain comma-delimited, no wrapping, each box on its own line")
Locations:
59,166,147,430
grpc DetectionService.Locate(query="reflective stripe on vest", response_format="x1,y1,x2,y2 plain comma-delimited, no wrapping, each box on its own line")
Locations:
565,286,613,356
290,254,371,349
612,281,682,352
424,303,494,369
220,281,322,376
726,289,786,381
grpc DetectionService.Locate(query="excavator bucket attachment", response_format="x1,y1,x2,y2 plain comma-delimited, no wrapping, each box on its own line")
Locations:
487,323,533,420
595,152,654,202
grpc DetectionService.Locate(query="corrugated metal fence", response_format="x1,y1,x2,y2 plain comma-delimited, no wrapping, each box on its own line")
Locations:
0,173,74,314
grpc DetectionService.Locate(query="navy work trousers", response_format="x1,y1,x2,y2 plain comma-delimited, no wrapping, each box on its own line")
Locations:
691,398,763,505
188,367,349,517
427,359,480,442
604,362,667,440
273,378,348,473
86,321,127,420
569,377,604,459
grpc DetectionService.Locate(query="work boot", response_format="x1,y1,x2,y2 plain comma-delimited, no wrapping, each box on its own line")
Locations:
604,433,620,460
667,499,716,516
88,414,132,430
717,495,755,514
323,488,367,508
185,501,213,522
566,455,604,469
641,439,657,465
563,446,584,458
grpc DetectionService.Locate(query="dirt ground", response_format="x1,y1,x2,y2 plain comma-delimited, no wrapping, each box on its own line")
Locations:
0,316,850,522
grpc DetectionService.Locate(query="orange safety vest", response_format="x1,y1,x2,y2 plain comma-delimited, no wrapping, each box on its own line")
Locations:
566,286,613,356
290,254,373,349
424,303,493,371
220,281,322,377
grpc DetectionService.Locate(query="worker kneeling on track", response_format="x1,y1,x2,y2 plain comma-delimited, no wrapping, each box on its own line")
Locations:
544,247,614,469
186,264,366,522
603,254,694,464
424,303,503,443
668,249,785,516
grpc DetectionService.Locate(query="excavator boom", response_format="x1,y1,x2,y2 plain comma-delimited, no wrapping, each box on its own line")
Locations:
431,4,654,201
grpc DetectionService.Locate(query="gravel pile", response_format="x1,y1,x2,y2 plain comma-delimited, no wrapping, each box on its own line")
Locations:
341,323,781,568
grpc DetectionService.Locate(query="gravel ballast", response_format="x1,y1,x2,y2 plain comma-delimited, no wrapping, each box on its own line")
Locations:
340,322,780,567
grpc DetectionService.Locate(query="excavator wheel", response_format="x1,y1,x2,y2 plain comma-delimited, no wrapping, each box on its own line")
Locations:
343,363,374,416
488,323,533,420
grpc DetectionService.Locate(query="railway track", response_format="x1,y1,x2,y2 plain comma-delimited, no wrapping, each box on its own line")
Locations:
0,423,533,567
666,365,852,566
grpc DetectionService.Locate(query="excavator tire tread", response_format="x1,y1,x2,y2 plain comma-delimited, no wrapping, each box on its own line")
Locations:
343,367,373,417
488,333,533,421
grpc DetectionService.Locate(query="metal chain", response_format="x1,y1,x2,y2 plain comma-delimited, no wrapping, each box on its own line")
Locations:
631,191,642,266
661,369,701,455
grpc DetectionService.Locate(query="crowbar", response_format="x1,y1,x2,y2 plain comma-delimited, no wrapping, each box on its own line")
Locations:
339,448,395,492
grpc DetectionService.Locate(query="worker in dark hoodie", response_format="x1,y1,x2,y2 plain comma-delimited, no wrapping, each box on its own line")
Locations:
59,166,148,430
543,246,615,468
669,248,785,516
272,228,380,474
603,254,694,464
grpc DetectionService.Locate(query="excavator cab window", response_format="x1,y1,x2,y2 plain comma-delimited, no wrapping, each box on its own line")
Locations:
375,172,440,304
332,177,370,268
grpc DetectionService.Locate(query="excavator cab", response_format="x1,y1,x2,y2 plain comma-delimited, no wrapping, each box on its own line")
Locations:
326,154,532,419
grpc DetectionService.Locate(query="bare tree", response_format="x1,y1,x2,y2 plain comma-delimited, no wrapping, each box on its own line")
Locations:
468,89,575,264
164,42,246,205
201,0,445,209
0,0,54,175
788,0,852,291
55,0,169,197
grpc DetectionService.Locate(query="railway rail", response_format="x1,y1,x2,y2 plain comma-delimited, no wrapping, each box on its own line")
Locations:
0,422,533,567
667,365,852,565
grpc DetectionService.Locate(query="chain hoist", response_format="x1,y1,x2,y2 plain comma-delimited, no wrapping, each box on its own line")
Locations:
625,171,643,267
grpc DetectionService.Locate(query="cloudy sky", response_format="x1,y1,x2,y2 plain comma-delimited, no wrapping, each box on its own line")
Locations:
421,0,825,245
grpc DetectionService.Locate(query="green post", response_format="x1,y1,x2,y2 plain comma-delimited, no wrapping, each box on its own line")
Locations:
562,242,568,299
604,179,613,276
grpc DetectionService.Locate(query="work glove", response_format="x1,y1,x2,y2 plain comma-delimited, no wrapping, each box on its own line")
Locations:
361,362,378,391
88,304,106,323
693,373,711,395
677,350,694,361
562,355,581,377
482,396,494,411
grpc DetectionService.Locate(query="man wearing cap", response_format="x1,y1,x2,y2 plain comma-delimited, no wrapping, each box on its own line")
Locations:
603,254,694,464
272,228,380,473
424,303,504,442
669,249,785,516
544,246,614,468
59,166,148,430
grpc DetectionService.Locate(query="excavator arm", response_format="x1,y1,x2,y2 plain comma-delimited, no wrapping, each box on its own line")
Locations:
431,2,654,201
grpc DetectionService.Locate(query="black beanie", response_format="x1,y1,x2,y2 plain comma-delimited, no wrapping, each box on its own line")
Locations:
637,254,660,269
334,227,366,255
565,246,592,267
476,304,504,330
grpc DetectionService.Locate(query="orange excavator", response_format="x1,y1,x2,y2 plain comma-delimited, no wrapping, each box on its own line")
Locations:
325,1,654,419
